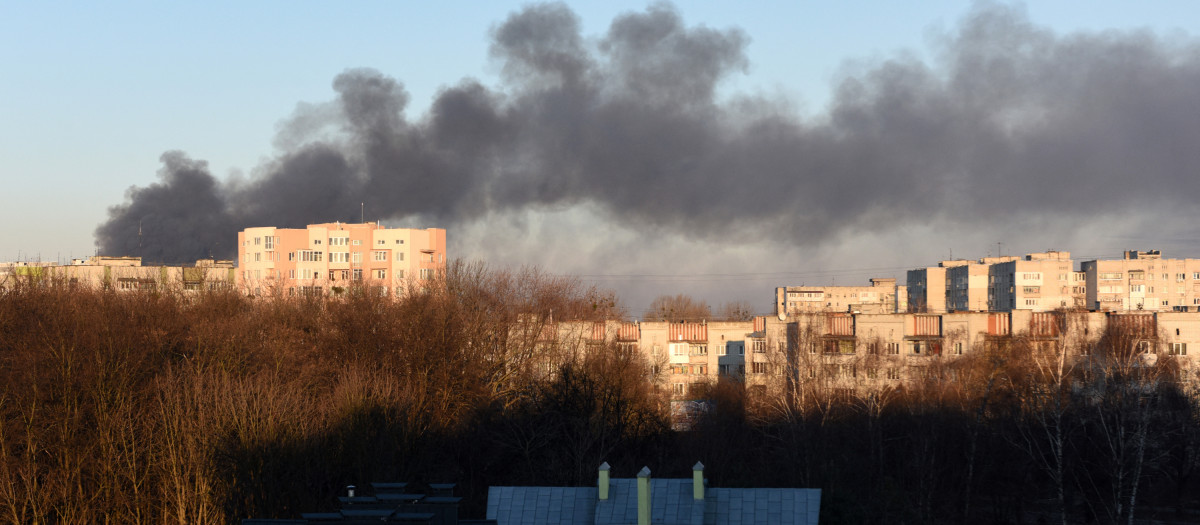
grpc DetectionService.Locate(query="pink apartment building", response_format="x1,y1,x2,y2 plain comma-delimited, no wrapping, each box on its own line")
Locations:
237,222,446,297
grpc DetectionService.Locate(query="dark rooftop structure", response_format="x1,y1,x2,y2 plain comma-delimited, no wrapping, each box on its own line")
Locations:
242,482,496,525
486,462,820,525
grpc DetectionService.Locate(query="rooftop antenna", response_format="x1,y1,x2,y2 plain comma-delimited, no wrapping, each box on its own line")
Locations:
360,202,364,224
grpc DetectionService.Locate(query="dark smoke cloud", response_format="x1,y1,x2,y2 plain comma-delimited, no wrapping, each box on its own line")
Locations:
97,2,1200,265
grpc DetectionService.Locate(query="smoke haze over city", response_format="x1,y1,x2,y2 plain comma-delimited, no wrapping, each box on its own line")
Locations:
60,3,1200,310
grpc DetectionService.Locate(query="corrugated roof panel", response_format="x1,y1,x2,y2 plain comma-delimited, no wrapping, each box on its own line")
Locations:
669,322,708,342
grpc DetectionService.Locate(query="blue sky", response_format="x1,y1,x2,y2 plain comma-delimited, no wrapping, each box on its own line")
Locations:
4,1,1200,309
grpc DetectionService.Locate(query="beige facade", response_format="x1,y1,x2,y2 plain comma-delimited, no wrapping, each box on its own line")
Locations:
237,222,446,297
0,256,235,292
1082,250,1200,312
775,278,906,317
987,251,1084,312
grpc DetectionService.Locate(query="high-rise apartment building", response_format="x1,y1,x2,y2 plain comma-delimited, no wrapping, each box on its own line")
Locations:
907,265,949,313
987,251,1084,312
946,257,1018,312
1082,250,1200,312
237,222,446,297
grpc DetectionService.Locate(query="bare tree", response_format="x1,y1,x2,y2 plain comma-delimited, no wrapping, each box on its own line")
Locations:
716,300,756,321
642,294,711,322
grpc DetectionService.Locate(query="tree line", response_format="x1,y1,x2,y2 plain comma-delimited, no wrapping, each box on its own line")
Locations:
1,265,1198,524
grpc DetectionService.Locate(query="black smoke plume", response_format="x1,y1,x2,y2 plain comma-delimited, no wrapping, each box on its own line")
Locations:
97,2,1200,265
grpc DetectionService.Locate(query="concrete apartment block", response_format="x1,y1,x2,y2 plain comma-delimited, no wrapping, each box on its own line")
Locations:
237,222,446,297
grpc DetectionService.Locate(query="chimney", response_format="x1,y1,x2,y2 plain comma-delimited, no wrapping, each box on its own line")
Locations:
598,462,610,500
637,467,651,525
692,462,704,500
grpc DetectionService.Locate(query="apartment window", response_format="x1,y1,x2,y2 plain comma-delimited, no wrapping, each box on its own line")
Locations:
289,270,295,279
297,250,323,262
329,252,349,263
373,251,387,261
752,362,768,374
1100,273,1122,280
672,344,686,357
752,339,766,353
352,253,362,263
314,239,322,245
887,342,900,355
254,253,260,262
254,237,261,245
353,240,361,246
955,342,964,355
396,269,404,279
1170,343,1188,356
738,344,745,355
1025,299,1037,306
718,364,729,376
691,344,708,356
1023,286,1040,294
373,269,387,279
672,384,685,395
396,240,404,244
420,268,434,280
1193,272,1199,280
352,269,362,281
886,368,900,380
265,236,274,249
1130,284,1144,293
396,252,404,261
288,252,295,261
717,344,727,356
377,239,386,245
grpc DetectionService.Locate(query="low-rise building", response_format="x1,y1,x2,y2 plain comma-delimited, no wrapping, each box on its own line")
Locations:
775,278,906,316
0,256,235,292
